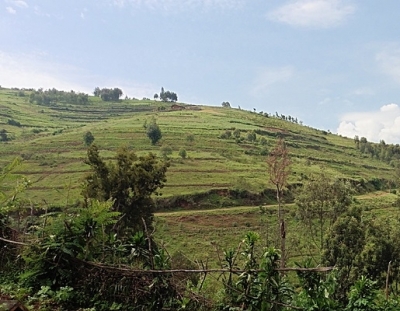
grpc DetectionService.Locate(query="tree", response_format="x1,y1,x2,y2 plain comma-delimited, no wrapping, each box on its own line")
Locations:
323,207,366,302
83,131,95,146
266,138,290,268
82,145,169,232
160,145,172,159
296,173,353,251
146,120,162,145
159,87,178,102
186,133,195,143
178,149,187,159
221,101,231,108
94,87,123,101
154,93,159,100
246,131,256,142
93,87,101,96
0,129,9,142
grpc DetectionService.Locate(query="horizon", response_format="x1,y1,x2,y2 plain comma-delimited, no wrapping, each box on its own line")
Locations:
1,1,400,143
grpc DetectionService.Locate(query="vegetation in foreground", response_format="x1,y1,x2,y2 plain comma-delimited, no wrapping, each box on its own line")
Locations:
2,86,400,310
1,142,400,310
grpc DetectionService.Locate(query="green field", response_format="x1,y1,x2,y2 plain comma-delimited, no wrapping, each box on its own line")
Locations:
2,87,400,310
0,88,395,207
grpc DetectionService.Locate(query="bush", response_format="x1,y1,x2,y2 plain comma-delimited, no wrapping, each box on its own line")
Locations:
220,130,232,139
178,149,187,159
146,120,162,145
246,131,256,142
7,119,21,127
160,145,173,159
83,131,95,146
186,133,195,143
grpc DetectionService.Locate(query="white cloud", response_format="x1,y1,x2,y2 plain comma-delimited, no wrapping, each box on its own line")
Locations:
6,6,16,14
267,0,355,28
337,103,400,143
352,87,375,96
80,8,87,19
251,66,294,95
110,0,244,11
376,45,400,84
12,0,28,8
5,0,28,8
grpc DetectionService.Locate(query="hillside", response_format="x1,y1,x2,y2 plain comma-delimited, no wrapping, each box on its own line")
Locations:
0,87,396,207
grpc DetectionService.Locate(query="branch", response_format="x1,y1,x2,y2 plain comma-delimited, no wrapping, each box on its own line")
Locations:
0,236,28,246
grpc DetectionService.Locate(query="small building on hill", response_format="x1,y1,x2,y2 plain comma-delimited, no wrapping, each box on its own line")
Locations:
171,104,185,110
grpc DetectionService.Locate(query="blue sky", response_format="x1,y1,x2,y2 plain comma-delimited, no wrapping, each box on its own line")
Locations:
2,0,400,143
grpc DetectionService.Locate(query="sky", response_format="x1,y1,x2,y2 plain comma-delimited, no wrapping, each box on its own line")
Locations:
1,0,400,143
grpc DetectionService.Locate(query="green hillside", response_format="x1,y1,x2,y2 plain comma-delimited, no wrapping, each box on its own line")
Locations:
0,87,395,206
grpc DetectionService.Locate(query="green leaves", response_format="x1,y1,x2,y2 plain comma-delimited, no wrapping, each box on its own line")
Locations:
83,144,169,233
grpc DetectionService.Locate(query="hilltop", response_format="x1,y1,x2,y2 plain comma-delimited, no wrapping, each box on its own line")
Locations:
0,87,396,207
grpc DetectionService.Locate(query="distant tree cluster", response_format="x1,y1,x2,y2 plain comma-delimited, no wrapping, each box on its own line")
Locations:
270,111,301,124
93,87,123,101
29,88,89,105
159,87,177,102
221,101,231,108
354,135,400,164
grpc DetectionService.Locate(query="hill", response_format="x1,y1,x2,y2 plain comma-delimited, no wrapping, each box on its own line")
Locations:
0,87,396,207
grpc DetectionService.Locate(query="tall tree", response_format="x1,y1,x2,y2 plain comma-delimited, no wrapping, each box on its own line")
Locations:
82,145,169,232
323,207,366,302
266,138,290,268
296,173,353,252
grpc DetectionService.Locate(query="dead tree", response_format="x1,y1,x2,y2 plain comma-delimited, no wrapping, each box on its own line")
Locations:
266,138,291,269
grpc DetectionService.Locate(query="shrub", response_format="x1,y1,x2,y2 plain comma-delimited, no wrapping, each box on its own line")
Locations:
83,131,95,146
178,149,187,159
7,119,21,127
160,145,173,159
146,120,162,145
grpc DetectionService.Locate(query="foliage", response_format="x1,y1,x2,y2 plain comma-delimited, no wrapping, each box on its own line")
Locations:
93,87,123,101
29,88,89,105
160,144,173,159
323,207,366,303
357,217,400,290
221,102,231,108
345,276,379,311
246,131,256,142
296,173,353,251
233,128,241,138
221,232,292,311
82,144,169,232
0,129,9,141
295,258,339,310
7,118,21,127
146,119,162,145
179,148,187,159
186,133,195,143
160,87,178,102
83,131,95,146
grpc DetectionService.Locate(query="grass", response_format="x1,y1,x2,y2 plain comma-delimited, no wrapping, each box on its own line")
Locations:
0,87,397,206
154,191,400,269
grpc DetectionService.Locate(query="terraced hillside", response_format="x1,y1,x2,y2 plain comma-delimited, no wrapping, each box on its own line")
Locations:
0,87,395,206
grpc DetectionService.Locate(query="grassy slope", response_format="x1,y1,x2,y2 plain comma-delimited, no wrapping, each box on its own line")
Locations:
0,87,395,206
